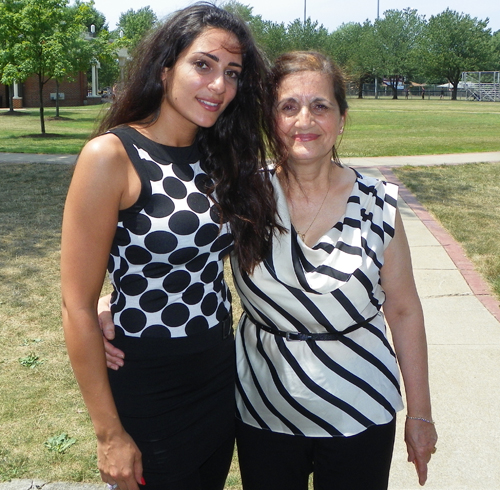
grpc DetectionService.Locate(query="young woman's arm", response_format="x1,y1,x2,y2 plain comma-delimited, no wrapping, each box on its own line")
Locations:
381,210,438,486
61,134,143,490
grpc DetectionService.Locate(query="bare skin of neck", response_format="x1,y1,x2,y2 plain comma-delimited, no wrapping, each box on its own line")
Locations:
280,160,356,247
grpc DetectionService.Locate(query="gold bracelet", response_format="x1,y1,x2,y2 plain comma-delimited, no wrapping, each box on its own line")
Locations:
406,415,435,425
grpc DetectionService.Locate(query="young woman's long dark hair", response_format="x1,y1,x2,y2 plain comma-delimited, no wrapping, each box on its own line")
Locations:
97,2,281,273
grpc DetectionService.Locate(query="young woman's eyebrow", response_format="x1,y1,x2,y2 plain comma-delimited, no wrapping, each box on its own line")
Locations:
194,51,243,68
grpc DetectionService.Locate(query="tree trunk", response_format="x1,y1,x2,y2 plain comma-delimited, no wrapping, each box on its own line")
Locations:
38,75,46,134
55,79,60,118
392,85,398,99
8,85,14,112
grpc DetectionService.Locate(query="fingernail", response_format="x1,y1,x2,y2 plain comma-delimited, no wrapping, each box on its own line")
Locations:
140,477,146,485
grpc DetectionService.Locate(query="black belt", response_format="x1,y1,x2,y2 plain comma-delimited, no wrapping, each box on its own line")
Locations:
248,313,378,341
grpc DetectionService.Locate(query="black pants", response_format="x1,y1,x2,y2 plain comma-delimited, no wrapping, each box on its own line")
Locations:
108,320,235,489
236,418,396,490
137,434,235,490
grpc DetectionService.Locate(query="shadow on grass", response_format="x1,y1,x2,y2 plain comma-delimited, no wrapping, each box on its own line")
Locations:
17,133,88,140
0,110,32,116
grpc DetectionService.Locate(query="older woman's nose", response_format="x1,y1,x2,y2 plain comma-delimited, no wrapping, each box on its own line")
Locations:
295,106,314,127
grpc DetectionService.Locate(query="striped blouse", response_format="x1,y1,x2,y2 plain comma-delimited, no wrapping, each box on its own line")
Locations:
231,170,404,437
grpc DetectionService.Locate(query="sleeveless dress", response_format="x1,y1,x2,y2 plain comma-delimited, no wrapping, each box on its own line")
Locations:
105,126,236,485
231,170,404,438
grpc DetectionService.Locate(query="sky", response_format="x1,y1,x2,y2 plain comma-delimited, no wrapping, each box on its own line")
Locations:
88,0,500,34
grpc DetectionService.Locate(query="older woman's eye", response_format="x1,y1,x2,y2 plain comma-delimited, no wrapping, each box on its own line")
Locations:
281,104,299,114
311,104,329,115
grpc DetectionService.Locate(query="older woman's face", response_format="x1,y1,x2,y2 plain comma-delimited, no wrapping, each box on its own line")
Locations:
276,71,345,166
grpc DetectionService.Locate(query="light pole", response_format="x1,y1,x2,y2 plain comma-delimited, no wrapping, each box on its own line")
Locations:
374,0,379,99
304,0,306,24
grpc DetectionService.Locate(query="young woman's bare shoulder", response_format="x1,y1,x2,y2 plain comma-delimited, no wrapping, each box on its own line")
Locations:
77,133,127,172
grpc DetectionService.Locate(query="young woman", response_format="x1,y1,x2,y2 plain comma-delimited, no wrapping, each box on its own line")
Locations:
60,4,280,490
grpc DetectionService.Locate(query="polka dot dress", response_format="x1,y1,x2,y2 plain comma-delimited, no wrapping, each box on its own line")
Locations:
107,126,233,338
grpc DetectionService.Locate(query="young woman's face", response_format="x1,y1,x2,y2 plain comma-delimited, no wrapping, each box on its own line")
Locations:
276,71,345,167
162,28,243,140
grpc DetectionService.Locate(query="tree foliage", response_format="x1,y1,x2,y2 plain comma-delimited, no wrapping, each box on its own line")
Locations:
328,21,377,98
116,6,157,54
2,0,498,115
423,9,492,99
372,8,425,98
491,30,500,70
0,0,104,132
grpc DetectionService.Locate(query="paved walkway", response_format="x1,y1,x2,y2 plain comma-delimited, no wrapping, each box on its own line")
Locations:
1,152,500,490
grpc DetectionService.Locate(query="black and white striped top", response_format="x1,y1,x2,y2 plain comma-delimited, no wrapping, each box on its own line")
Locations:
231,170,404,437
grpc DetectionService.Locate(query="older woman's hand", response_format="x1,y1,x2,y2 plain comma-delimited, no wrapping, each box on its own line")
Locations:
98,294,125,370
404,417,438,485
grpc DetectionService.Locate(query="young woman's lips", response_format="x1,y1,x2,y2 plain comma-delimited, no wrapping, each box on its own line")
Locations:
293,134,319,142
197,98,222,112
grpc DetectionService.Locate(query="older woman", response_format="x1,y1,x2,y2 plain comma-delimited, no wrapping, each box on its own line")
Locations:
231,51,437,490
101,50,437,490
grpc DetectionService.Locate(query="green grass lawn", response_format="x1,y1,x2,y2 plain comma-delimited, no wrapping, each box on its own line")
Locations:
394,162,500,298
0,106,107,154
340,98,500,157
1,98,499,156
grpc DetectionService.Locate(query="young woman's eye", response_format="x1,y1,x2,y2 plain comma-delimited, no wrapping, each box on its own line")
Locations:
225,69,240,80
193,60,210,71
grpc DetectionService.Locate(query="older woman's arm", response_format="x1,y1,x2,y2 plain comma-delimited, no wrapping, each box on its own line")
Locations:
381,209,438,486
98,293,125,370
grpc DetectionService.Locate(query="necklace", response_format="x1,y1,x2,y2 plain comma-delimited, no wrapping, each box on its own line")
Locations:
294,171,332,242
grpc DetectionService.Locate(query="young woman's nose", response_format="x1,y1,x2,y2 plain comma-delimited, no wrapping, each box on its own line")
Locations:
208,73,226,95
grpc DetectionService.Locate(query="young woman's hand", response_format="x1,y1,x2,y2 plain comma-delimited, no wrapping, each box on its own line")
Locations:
97,428,145,490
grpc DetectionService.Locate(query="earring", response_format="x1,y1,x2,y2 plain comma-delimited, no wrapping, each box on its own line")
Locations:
339,127,344,134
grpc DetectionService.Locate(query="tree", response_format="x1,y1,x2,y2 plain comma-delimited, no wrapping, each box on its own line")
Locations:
69,2,121,99
221,1,288,60
286,18,329,52
491,30,500,70
0,0,97,133
372,9,425,99
116,6,157,54
328,21,377,98
423,9,492,100
0,0,24,111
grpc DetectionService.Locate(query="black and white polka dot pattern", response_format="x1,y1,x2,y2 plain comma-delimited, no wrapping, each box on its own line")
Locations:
107,126,233,338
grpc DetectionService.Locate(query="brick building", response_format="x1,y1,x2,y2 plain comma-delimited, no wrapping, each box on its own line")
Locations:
0,72,102,108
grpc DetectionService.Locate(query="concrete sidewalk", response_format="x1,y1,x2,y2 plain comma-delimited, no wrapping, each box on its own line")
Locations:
355,160,500,490
1,151,500,489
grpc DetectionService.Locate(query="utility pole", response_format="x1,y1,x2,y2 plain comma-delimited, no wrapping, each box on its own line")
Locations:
375,0,379,99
